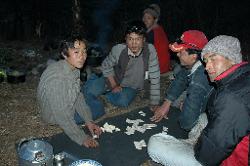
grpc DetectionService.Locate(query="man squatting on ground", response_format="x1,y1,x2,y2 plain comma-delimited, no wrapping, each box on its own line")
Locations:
151,30,213,131
81,21,161,119
148,35,250,166
37,37,102,148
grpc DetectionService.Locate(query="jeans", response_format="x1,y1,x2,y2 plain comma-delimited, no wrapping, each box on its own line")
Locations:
80,74,137,122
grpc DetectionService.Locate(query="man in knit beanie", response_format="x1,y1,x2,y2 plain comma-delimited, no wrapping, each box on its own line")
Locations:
142,4,171,74
194,35,250,165
201,35,243,81
143,4,161,21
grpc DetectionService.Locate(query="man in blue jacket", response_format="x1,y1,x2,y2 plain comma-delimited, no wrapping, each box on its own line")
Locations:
151,30,213,131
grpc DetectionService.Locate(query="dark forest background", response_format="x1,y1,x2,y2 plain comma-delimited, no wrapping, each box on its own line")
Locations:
0,0,250,53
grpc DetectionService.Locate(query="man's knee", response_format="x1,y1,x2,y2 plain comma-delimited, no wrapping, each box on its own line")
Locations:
148,135,163,159
84,74,105,94
114,95,132,107
106,92,133,107
179,119,196,131
179,113,199,131
91,108,105,120
120,90,137,106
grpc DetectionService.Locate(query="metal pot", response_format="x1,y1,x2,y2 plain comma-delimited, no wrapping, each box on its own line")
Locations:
17,137,54,166
6,70,26,84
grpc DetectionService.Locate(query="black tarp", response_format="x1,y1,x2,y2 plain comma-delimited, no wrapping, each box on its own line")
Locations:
46,107,188,166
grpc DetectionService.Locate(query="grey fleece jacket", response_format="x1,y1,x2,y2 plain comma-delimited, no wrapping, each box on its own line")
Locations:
37,60,92,145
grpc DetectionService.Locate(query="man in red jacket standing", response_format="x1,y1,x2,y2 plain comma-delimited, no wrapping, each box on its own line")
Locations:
142,4,171,74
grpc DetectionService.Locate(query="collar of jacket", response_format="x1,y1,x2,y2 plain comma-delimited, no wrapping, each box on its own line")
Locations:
215,61,249,87
188,60,202,76
62,60,80,77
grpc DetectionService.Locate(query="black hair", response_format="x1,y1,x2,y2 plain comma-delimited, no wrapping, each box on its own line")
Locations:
125,20,146,36
175,38,201,51
59,35,88,58
186,48,202,61
186,48,201,55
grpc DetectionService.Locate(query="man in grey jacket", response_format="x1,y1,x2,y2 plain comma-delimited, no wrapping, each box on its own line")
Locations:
37,37,102,148
82,20,161,118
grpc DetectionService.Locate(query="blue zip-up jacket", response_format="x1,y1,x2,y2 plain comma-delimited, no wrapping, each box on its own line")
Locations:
166,61,213,130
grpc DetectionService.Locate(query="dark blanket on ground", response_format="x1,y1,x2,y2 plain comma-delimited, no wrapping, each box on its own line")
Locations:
46,107,188,166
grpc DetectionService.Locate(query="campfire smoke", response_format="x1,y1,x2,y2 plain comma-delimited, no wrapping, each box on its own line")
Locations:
92,0,121,53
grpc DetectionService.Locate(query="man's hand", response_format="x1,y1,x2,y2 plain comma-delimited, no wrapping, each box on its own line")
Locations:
112,85,122,93
150,105,160,113
150,100,171,122
83,136,99,148
86,122,102,138
107,75,121,93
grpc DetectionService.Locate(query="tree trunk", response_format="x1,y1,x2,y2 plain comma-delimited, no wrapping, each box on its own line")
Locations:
72,0,83,36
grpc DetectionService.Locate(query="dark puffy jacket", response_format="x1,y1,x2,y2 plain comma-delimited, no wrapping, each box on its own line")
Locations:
195,62,250,166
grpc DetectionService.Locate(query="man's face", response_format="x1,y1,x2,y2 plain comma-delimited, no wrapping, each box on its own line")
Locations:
66,40,87,69
142,12,156,29
177,49,197,68
203,53,234,82
126,32,145,55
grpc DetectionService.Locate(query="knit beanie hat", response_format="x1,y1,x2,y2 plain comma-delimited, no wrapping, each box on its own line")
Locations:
143,4,160,19
201,35,242,64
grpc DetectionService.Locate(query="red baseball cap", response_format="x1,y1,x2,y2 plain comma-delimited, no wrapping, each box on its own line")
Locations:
169,30,208,52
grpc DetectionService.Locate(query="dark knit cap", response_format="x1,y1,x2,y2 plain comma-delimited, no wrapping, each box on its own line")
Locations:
143,4,160,19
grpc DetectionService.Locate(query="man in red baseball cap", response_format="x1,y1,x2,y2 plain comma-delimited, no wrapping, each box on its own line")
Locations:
150,30,212,129
147,30,213,165
170,30,208,52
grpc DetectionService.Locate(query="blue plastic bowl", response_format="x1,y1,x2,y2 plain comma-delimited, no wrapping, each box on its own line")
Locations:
70,159,102,166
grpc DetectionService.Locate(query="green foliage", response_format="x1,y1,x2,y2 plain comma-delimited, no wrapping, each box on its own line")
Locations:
0,48,13,66
0,70,6,78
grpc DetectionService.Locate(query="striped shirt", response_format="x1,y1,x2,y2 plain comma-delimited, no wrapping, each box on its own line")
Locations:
37,60,92,145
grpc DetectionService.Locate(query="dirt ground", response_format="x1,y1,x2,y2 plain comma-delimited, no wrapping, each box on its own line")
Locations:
0,41,172,165
0,41,60,165
0,75,63,165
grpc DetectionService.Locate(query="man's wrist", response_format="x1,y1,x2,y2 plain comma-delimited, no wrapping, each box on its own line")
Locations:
85,121,94,126
164,99,172,105
162,100,171,111
111,85,117,89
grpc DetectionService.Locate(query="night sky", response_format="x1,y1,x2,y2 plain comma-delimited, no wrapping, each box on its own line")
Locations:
0,0,250,49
